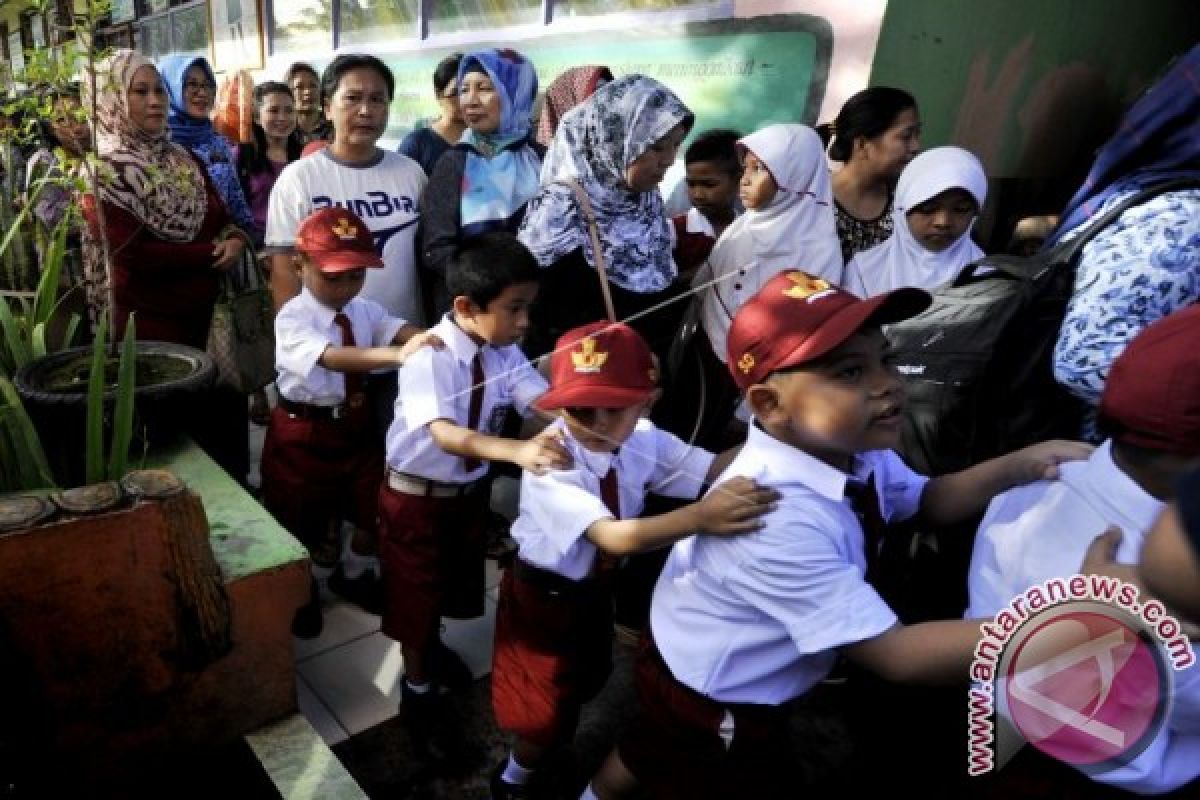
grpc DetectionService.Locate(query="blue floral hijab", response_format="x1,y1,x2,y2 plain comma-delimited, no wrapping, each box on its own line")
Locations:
1047,44,1200,246
457,48,541,235
519,74,694,293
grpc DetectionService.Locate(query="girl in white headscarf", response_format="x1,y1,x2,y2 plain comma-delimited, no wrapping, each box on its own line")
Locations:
843,146,987,297
698,123,842,365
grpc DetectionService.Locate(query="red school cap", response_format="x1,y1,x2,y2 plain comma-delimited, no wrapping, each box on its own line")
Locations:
535,321,658,411
1099,304,1200,456
294,207,383,273
725,270,930,390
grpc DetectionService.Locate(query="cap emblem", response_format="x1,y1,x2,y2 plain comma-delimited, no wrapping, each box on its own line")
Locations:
571,337,608,373
782,272,833,302
737,353,756,374
332,218,358,240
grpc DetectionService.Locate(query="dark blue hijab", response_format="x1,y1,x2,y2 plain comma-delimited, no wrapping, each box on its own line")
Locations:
1046,45,1200,246
159,54,219,150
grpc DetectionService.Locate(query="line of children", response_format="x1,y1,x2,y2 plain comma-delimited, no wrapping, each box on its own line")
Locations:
843,145,987,297
967,303,1200,795
488,320,778,798
261,207,437,638
378,232,571,737
581,270,1089,800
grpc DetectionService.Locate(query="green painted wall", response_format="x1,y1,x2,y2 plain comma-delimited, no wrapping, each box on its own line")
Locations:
870,0,1198,182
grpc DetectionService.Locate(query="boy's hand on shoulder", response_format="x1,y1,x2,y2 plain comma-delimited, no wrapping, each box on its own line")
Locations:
1007,439,1094,484
694,477,779,536
515,428,572,475
393,331,444,365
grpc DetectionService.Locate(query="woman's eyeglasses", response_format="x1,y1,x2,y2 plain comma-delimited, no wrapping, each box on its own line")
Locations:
185,81,216,94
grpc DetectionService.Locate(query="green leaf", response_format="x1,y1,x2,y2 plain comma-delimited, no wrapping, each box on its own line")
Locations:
0,296,30,371
0,204,31,258
31,322,47,359
0,375,55,489
61,313,81,351
85,310,107,484
107,314,136,481
33,216,69,325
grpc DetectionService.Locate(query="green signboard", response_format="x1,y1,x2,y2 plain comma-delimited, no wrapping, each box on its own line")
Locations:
316,15,833,145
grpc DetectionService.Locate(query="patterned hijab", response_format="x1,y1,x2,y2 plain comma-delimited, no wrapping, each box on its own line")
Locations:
535,65,613,147
1046,44,1200,246
84,49,207,242
457,48,542,234
518,74,694,293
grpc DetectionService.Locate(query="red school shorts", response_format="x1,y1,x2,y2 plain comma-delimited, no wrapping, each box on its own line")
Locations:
617,633,794,800
377,482,488,648
491,562,614,748
260,407,383,565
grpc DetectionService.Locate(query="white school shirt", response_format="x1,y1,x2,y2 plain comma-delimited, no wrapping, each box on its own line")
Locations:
265,148,427,324
385,314,547,483
966,440,1200,794
511,418,715,581
651,423,926,705
274,289,406,406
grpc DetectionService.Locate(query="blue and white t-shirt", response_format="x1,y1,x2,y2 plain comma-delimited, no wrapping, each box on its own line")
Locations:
266,148,427,325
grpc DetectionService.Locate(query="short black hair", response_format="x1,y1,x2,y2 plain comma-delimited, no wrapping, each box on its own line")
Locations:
433,53,463,95
284,62,319,86
818,86,918,163
685,128,742,174
321,54,395,107
447,233,540,309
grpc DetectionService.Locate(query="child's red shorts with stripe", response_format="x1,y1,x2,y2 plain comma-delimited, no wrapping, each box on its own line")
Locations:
491,560,613,747
377,479,487,648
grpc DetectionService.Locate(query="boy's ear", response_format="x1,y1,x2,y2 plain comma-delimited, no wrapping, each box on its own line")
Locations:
745,382,782,424
451,294,479,317
291,253,305,274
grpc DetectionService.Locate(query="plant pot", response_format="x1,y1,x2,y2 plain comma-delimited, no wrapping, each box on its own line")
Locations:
13,342,215,486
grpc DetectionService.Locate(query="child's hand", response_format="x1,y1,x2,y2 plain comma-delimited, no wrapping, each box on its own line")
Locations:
1008,439,1094,484
393,331,444,365
515,428,572,475
695,477,779,535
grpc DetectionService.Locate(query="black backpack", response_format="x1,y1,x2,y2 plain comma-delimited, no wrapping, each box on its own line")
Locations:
887,178,1199,476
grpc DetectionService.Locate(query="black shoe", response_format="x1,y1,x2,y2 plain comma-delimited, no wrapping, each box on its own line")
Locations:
400,681,441,738
291,578,324,639
433,640,475,689
489,759,535,799
327,565,384,615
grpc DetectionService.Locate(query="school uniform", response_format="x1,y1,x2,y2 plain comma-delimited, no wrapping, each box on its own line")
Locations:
261,290,405,562
968,440,1200,795
671,208,718,275
379,313,547,647
617,422,925,798
491,418,714,746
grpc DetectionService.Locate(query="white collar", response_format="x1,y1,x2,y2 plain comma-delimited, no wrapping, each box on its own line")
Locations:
743,422,855,502
1064,440,1165,544
299,287,341,327
685,206,716,237
438,312,483,367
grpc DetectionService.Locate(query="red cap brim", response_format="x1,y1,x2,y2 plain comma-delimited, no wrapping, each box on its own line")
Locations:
535,383,656,412
306,249,385,272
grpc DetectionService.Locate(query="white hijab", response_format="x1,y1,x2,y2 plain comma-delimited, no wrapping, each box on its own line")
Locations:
700,124,842,360
844,146,987,298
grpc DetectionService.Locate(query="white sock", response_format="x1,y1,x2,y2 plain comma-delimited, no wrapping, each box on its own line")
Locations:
501,753,535,785
579,786,600,800
405,678,432,694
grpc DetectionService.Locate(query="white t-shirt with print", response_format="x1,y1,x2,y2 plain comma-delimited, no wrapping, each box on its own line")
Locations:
266,148,427,325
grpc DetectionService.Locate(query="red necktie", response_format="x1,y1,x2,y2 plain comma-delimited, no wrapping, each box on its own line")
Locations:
846,474,886,584
463,352,485,471
334,312,365,410
594,466,621,575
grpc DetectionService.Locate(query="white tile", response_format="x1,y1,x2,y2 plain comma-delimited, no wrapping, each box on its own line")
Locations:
293,598,381,662
440,596,497,680
297,632,406,736
295,673,349,746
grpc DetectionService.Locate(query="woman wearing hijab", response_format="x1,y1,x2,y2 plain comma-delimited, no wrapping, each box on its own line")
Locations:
843,146,987,297
419,48,542,319
534,64,613,147
1050,44,1200,439
81,50,249,479
158,54,255,235
519,74,693,359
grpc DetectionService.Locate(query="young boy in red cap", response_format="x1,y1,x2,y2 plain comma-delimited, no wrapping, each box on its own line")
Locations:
488,320,779,799
262,206,437,638
582,270,1090,800
380,232,570,737
967,303,1200,794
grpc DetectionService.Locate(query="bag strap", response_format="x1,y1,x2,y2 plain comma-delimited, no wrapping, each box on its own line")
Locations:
957,177,1200,285
561,179,618,323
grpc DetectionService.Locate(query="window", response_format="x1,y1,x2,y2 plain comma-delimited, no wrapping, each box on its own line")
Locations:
51,0,76,44
555,0,718,17
171,3,209,56
339,0,418,46
428,0,541,35
139,14,171,58
271,0,332,55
